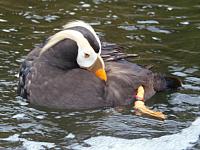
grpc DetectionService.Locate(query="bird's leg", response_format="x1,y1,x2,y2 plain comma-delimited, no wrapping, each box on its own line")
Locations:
134,86,166,120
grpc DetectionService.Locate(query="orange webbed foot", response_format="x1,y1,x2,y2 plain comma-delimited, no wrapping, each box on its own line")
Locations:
134,100,166,120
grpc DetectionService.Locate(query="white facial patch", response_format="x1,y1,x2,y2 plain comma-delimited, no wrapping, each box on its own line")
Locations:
40,29,98,68
63,20,101,54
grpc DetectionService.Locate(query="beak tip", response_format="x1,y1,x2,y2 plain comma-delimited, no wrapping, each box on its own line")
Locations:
95,68,107,82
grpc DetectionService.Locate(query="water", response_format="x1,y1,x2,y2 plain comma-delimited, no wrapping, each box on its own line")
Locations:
0,0,200,149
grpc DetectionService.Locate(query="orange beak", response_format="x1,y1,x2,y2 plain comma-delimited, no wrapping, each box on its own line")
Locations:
87,55,107,82
95,68,107,82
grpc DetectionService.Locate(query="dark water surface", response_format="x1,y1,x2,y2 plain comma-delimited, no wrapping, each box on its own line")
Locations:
0,0,200,149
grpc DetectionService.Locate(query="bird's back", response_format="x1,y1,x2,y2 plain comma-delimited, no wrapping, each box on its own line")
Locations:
17,43,181,109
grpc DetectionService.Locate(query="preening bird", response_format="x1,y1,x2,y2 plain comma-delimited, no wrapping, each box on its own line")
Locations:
17,20,181,120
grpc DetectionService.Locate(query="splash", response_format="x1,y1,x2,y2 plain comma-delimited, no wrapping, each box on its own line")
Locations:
71,117,200,150
1,134,55,150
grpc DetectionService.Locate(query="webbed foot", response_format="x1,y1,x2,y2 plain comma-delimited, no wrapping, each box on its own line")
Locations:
134,100,166,120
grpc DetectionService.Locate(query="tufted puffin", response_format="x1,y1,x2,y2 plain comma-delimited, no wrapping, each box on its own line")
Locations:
17,21,181,120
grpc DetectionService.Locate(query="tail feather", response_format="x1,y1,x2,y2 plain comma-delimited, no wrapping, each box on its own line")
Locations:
154,74,182,92
165,76,182,89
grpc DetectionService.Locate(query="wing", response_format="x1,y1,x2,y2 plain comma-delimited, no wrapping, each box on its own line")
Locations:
101,42,138,62
17,45,42,99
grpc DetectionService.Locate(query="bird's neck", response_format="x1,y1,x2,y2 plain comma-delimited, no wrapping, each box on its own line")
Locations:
41,39,79,70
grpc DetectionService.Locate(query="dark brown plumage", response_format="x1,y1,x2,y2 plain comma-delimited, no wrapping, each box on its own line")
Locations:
17,21,181,110
17,41,181,110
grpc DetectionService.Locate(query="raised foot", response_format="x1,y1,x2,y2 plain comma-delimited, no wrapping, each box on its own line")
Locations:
134,100,166,120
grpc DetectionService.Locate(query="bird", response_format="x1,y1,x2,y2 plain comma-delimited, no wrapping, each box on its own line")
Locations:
17,20,181,120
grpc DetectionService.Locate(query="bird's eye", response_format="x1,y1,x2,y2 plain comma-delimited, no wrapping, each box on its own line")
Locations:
84,53,90,58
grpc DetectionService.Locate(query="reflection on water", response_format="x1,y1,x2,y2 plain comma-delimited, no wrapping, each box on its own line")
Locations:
0,0,200,149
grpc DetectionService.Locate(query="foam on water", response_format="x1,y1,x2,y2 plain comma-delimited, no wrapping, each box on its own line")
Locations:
1,134,55,150
71,117,200,150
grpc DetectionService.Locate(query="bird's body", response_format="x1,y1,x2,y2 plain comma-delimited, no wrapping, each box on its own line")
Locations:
17,21,181,114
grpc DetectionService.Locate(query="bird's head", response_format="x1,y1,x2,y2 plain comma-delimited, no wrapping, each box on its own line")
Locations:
40,20,107,82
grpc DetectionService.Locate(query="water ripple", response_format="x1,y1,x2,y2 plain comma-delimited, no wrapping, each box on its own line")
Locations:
0,0,200,149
